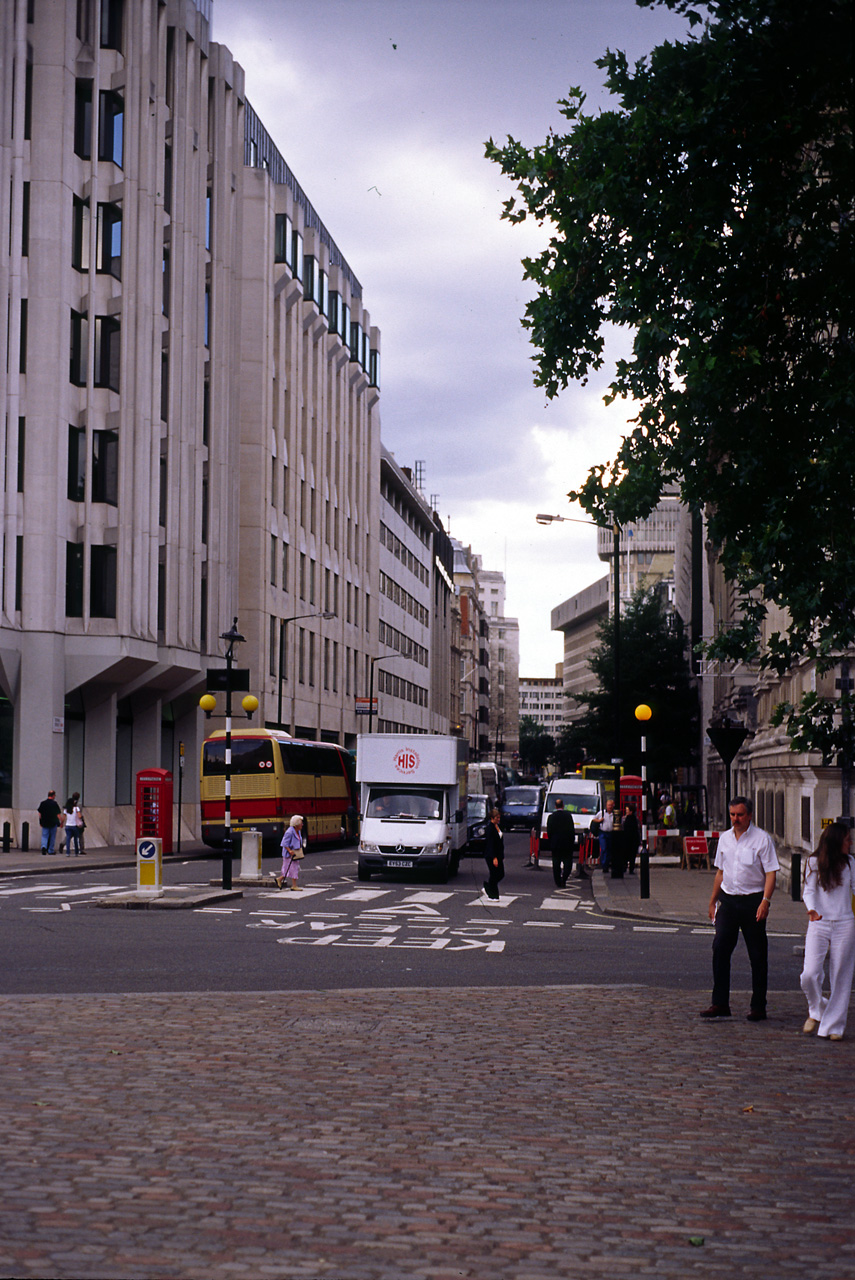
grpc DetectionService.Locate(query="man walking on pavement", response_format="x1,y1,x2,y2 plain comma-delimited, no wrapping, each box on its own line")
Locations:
701,796,779,1022
38,789,62,855
546,798,576,886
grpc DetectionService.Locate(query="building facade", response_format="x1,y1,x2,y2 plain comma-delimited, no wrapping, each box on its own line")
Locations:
451,540,489,759
0,0,382,840
476,566,519,764
518,673,565,739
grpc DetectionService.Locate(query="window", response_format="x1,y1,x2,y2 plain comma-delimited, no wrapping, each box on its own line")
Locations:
70,309,88,385
91,430,118,504
161,247,170,315
163,143,172,214
96,203,121,277
67,425,85,501
74,80,93,158
291,229,303,282
270,535,277,586
98,90,123,166
269,616,277,677
160,350,169,421
299,553,306,601
16,417,25,492
93,316,120,390
100,0,123,50
90,545,117,617
204,285,210,347
205,188,212,251
72,196,90,271
21,182,29,256
282,542,288,591
158,448,167,527
66,542,84,617
19,299,27,373
274,213,292,267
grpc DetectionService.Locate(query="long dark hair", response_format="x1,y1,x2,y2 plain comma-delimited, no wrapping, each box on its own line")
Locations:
814,822,851,891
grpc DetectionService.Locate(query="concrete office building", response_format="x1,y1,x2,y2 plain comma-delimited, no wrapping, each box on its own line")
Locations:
0,0,379,840
518,673,565,739
451,540,490,759
476,566,519,764
375,447,453,736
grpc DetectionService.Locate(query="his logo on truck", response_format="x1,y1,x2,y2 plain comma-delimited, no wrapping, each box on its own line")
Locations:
394,748,420,774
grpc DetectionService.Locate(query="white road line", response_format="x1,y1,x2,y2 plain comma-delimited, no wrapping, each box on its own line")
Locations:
538,897,580,912
633,925,679,933
401,891,455,904
572,922,615,930
0,884,64,896
524,921,563,928
40,885,128,897
333,889,394,901
466,895,519,907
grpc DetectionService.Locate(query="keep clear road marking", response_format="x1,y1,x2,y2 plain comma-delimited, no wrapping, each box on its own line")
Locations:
467,894,520,908
539,896,581,912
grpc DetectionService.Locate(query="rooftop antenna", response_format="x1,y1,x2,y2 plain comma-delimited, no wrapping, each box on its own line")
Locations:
430,493,439,512
414,460,426,492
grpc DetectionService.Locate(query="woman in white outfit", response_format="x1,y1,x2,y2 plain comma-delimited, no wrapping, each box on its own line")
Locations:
800,822,855,1040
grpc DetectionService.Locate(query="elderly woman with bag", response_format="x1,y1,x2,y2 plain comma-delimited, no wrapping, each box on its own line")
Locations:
274,814,305,891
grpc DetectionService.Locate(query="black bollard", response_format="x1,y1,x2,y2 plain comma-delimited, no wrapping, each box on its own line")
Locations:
790,853,801,901
21,821,29,851
640,847,650,899
2,821,10,852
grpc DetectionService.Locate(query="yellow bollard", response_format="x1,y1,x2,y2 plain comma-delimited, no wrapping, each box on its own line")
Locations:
136,837,163,896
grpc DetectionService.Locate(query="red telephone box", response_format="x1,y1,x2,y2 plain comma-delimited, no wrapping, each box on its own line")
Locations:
619,775,645,813
135,768,173,856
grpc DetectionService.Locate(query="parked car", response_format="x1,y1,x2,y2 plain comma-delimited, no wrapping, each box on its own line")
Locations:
501,785,544,832
466,793,491,850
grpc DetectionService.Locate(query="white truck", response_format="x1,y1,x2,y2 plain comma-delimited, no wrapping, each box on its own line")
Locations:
356,734,468,882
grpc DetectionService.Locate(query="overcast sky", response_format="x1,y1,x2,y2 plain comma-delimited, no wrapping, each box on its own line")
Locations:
214,0,696,674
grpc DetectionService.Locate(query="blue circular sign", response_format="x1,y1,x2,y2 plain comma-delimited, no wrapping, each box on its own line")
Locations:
138,840,157,860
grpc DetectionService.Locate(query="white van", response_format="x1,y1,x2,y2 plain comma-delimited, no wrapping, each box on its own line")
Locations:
538,776,605,851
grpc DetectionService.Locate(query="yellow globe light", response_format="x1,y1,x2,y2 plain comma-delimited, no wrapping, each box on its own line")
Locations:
242,695,259,715
635,703,652,722
199,693,217,713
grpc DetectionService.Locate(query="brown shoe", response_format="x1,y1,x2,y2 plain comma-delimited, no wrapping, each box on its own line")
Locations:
699,1004,731,1019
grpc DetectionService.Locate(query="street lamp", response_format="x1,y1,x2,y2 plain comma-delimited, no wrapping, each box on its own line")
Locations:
635,703,652,900
272,610,335,734
367,651,401,733
536,511,623,815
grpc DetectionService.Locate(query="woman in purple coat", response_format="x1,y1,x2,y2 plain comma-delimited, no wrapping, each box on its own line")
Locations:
274,814,305,891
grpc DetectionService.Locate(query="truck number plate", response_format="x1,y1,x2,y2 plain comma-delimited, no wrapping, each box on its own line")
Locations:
386,859,413,869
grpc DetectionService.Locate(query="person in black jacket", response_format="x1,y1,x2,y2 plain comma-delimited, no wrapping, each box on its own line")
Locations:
622,800,641,875
38,790,62,855
483,808,504,900
546,798,576,886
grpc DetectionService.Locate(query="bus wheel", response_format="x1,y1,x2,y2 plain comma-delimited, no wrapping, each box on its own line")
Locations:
357,862,371,882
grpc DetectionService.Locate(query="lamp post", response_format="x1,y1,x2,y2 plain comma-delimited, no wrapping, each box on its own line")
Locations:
273,610,335,733
635,703,652,899
536,510,623,809
367,652,400,733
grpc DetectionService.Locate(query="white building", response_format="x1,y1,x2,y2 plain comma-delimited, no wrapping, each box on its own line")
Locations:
519,673,565,738
476,566,519,764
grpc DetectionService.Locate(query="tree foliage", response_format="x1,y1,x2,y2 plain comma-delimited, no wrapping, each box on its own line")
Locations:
568,587,698,779
518,715,555,774
486,0,854,749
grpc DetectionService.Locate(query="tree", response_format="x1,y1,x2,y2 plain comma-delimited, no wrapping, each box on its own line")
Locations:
487,0,854,755
518,716,555,774
570,588,698,779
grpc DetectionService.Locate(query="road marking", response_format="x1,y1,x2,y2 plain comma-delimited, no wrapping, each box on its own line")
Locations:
539,897,580,912
0,884,64,896
333,888,394,901
467,895,519,907
524,921,563,928
572,922,615,930
691,928,715,934
633,925,679,933
40,885,127,898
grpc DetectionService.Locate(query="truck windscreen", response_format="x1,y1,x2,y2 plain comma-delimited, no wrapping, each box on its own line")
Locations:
366,790,442,820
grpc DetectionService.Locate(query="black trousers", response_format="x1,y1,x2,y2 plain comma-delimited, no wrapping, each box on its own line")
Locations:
484,857,504,897
711,891,768,1012
552,847,573,886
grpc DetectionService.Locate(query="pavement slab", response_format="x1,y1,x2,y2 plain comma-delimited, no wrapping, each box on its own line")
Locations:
1,986,852,1280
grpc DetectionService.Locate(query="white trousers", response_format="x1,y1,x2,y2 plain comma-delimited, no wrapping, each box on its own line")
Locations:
800,915,855,1038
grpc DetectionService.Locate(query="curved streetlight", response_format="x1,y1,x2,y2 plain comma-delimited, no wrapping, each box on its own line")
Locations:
271,610,335,735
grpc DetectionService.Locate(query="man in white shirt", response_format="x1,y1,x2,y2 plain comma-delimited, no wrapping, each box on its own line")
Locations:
700,796,779,1022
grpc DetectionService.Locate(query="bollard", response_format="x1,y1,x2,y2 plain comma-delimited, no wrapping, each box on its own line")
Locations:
791,852,801,901
21,820,29,851
239,829,263,882
640,846,650,899
136,836,164,896
1,821,10,852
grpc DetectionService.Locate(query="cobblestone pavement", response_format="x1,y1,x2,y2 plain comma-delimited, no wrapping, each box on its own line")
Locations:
3,986,853,1280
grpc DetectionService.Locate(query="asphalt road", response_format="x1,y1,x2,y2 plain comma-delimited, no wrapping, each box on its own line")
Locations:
1,833,806,998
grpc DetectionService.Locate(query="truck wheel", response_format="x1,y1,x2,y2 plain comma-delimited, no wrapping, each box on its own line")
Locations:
357,862,371,882
436,857,451,885
450,851,461,878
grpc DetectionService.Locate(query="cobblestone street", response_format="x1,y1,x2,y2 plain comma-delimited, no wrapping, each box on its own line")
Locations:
3,985,853,1279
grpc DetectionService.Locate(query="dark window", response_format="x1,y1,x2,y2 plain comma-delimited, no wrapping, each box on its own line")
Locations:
93,315,120,390
202,377,209,444
205,188,212,251
204,285,210,347
74,79,93,159
67,425,85,501
291,230,303,282
159,450,167,527
160,350,169,422
21,182,29,256
98,90,123,166
100,0,123,50
201,473,209,544
157,557,166,635
70,309,88,385
202,736,276,777
162,247,170,315
66,542,84,616
92,429,118,504
76,0,91,41
370,348,380,388
72,196,90,271
90,545,117,617
329,291,340,333
801,795,811,844
163,143,172,214
24,57,32,140
17,417,25,492
19,299,27,373
303,256,316,304
96,202,121,277
15,537,22,612
274,213,292,266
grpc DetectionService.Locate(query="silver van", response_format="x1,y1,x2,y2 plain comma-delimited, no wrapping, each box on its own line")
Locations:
539,776,605,850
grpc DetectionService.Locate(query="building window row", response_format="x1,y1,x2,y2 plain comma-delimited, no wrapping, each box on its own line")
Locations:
380,487,431,549
378,668,428,709
74,80,124,167
379,571,428,628
379,521,429,583
378,620,428,669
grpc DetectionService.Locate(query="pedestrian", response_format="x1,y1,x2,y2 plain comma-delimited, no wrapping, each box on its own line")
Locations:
800,822,855,1041
593,798,616,871
483,807,504,900
63,793,85,857
622,800,640,874
37,790,62,855
546,798,576,886
700,796,779,1022
274,814,305,890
